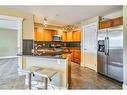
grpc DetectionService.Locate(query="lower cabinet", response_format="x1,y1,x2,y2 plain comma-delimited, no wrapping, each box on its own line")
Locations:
64,48,80,64
73,57,80,64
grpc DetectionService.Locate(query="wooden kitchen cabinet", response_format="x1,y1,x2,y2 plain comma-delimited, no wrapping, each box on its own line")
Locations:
62,31,81,42
112,16,123,27
62,32,67,42
70,49,74,61
73,49,81,64
64,48,80,64
99,16,123,29
99,20,113,29
66,32,73,42
73,31,81,42
34,25,81,42
34,28,52,41
34,27,44,41
43,30,52,41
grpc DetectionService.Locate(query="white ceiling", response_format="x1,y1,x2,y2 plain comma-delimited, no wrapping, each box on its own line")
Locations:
4,6,122,26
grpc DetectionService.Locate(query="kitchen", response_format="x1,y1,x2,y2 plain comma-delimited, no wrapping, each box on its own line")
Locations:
23,22,81,89
33,23,81,64
0,6,126,89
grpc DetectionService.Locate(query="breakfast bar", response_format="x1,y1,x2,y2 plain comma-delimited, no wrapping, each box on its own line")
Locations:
22,52,71,89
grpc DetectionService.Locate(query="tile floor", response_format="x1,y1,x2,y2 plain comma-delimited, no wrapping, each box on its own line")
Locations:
0,58,122,89
69,62,122,89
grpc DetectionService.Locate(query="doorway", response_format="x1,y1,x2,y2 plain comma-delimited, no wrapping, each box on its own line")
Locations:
0,15,23,87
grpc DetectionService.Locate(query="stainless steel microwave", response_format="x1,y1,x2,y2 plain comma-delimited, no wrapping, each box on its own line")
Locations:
52,35,62,41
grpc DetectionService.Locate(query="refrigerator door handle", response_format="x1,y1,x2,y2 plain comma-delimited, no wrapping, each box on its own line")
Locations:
107,37,109,56
104,37,107,55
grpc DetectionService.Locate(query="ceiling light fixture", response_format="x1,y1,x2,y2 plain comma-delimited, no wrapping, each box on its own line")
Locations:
43,17,47,27
63,25,78,32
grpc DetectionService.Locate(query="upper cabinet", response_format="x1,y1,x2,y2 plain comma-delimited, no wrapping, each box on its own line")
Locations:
73,31,81,42
34,28,52,41
66,31,73,42
34,23,81,42
99,20,113,29
62,31,81,42
112,16,123,26
99,16,123,29
43,30,52,41
62,32,67,42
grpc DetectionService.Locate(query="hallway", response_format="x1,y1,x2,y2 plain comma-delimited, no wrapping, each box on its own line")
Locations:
70,63,122,89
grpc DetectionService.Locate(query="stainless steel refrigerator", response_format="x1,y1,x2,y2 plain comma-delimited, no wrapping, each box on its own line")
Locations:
97,26,123,82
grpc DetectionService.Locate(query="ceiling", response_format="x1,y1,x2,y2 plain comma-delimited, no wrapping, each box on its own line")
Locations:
4,6,122,26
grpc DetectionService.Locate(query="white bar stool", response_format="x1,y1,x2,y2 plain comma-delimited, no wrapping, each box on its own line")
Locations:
29,66,58,90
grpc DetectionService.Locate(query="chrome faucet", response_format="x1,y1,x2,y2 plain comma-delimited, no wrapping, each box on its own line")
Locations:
34,44,42,55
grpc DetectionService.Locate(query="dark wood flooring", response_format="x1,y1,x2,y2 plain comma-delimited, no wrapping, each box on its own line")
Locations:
69,63,122,89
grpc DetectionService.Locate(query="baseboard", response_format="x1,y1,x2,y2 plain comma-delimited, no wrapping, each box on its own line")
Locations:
80,62,85,67
0,56,18,59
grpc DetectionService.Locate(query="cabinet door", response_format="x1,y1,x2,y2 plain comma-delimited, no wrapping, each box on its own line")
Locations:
35,28,52,41
36,28,44,41
73,31,81,41
113,16,123,27
62,32,67,42
43,30,52,41
66,32,73,42
70,49,74,61
99,20,112,29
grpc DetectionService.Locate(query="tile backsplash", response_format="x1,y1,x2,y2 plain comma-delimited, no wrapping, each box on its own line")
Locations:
23,40,80,55
62,42,80,47
23,39,33,55
34,41,80,48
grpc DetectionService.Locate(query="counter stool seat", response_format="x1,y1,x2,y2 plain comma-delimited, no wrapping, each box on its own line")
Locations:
29,66,58,90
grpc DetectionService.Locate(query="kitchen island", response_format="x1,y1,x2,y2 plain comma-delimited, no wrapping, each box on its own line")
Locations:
22,52,71,89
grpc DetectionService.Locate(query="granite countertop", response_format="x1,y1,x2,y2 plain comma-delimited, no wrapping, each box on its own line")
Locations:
62,47,80,49
22,51,72,59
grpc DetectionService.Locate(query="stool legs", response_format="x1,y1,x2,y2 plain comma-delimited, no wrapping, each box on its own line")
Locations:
44,78,48,89
29,73,32,89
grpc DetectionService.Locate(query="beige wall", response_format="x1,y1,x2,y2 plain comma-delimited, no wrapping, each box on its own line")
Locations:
0,28,17,56
0,7,34,39
123,6,127,85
